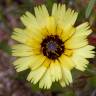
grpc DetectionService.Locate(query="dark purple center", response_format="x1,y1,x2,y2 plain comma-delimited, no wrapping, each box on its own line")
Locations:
41,35,64,60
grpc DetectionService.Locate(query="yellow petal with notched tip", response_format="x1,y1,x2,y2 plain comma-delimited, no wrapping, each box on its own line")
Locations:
60,68,72,87
50,60,62,82
52,3,78,29
12,44,40,56
75,22,92,36
13,56,34,72
27,66,47,84
34,5,49,27
29,54,46,70
64,37,88,49
73,45,95,58
39,68,52,89
72,55,89,71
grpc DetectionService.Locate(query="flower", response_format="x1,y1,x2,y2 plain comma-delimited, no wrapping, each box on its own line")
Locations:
12,4,95,89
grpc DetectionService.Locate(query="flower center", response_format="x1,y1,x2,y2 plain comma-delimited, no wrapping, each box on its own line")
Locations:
41,35,64,60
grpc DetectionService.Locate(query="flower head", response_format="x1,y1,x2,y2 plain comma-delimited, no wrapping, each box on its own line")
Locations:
12,4,95,89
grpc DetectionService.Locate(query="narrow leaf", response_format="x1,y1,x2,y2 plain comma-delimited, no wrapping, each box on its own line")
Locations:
85,0,96,18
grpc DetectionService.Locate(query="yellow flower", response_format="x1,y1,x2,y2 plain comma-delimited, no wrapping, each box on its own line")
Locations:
12,4,95,89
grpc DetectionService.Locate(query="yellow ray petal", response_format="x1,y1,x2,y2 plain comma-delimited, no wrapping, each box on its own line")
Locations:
71,55,89,71
59,55,74,70
12,44,40,56
29,54,46,70
12,28,42,47
13,56,34,72
64,49,73,57
52,4,66,23
61,26,75,41
39,68,52,89
63,8,78,28
27,58,51,84
64,22,92,49
20,12,38,29
13,54,45,72
12,28,29,43
52,3,78,29
73,45,95,58
64,36,88,49
50,60,62,82
46,16,56,35
59,68,72,87
52,3,58,17
27,66,47,84
34,5,49,27
75,22,92,36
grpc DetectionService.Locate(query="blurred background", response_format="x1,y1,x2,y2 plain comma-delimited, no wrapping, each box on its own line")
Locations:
0,0,96,96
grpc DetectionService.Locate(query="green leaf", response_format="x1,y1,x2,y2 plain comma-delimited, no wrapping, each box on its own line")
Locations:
45,0,55,14
85,0,96,18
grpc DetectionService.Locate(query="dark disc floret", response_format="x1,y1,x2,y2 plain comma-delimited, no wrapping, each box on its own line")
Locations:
41,35,64,60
